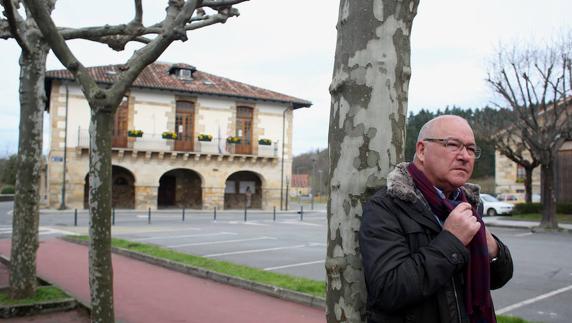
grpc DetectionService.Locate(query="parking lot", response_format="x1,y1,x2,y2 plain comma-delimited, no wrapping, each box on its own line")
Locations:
1,201,572,323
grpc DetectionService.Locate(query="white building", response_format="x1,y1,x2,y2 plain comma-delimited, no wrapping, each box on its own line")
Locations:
45,62,311,210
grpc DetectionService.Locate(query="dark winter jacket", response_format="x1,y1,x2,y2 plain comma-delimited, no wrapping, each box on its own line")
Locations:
359,163,513,323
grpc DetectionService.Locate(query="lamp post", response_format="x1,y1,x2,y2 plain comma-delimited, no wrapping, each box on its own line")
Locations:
318,169,323,196
311,157,316,210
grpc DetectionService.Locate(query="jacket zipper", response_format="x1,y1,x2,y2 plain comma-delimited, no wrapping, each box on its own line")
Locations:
451,278,462,322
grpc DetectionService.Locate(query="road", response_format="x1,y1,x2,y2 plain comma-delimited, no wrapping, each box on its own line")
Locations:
1,201,571,323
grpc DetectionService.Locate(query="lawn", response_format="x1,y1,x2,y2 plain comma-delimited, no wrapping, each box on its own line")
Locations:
0,286,70,305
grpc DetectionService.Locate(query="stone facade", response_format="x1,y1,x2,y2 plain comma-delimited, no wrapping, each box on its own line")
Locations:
46,79,299,210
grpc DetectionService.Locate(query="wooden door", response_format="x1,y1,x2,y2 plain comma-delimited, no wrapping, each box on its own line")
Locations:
235,106,253,154
175,101,194,151
112,98,128,148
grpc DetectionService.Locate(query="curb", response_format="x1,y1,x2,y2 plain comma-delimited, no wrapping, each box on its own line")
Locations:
0,255,90,319
61,237,326,309
485,221,572,233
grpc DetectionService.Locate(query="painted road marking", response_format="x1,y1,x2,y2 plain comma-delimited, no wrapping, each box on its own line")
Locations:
279,220,323,227
167,236,277,248
496,284,572,314
132,232,237,241
264,260,325,271
515,232,533,237
204,244,306,258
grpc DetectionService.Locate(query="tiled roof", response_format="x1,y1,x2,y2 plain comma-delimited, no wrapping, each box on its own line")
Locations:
46,62,312,109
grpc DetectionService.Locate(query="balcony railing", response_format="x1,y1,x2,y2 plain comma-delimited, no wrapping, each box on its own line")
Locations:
76,129,278,158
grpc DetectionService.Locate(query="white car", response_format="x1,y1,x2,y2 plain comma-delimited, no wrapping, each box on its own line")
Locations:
480,194,514,216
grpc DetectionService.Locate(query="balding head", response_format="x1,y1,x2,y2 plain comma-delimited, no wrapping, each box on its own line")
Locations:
413,115,476,194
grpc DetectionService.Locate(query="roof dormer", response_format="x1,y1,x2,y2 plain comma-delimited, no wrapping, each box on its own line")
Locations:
169,63,197,81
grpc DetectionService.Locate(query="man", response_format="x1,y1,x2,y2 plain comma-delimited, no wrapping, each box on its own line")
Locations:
360,115,513,323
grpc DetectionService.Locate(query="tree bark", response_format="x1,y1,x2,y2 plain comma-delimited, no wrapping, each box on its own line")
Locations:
9,40,49,299
540,161,558,229
87,107,115,323
524,166,533,203
326,1,418,322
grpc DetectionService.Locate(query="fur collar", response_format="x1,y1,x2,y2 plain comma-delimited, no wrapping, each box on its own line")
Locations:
387,162,481,205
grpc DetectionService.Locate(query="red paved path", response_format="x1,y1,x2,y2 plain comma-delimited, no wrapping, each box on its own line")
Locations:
0,238,325,323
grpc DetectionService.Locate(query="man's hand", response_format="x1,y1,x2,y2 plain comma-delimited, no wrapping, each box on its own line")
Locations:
485,227,499,258
443,202,481,246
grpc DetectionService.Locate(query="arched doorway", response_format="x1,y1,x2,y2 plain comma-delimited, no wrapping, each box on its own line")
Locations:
224,171,262,209
157,169,202,209
83,165,135,209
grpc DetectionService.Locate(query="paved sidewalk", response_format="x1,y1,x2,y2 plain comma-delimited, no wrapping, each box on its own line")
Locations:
0,239,325,323
483,216,572,231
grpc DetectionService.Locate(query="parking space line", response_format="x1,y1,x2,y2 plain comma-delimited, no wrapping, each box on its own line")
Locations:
132,232,237,241
264,260,325,271
279,220,323,227
167,236,277,248
204,244,306,258
496,284,572,314
514,232,533,237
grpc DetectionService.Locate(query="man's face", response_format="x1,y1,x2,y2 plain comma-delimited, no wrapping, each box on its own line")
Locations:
416,118,475,193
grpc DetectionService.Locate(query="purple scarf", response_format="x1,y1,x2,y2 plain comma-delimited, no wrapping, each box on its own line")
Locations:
407,163,495,323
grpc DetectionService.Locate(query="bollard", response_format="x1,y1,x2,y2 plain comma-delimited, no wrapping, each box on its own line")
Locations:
244,203,247,222
273,206,276,222
112,208,115,226
148,207,151,224
74,209,77,226
214,206,217,222
300,205,304,221
182,208,185,222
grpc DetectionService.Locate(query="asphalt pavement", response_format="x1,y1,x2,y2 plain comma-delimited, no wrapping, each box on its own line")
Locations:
2,201,572,322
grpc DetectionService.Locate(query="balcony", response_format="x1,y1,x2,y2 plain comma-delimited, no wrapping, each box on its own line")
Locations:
75,129,278,163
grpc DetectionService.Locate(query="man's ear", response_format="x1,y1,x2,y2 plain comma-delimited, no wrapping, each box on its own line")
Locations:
415,141,425,163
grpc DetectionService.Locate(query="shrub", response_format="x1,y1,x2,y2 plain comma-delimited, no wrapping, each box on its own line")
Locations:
513,203,542,214
162,131,177,139
258,138,272,145
1,185,14,194
557,203,572,214
127,129,144,137
197,134,213,142
226,136,240,144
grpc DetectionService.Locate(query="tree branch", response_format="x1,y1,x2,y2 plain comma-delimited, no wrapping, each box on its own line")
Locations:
1,0,30,52
200,0,248,8
23,0,101,102
133,0,142,25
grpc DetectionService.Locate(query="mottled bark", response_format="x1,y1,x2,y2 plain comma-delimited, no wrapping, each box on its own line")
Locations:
87,107,115,323
524,167,533,203
540,162,558,229
326,1,419,322
9,32,49,299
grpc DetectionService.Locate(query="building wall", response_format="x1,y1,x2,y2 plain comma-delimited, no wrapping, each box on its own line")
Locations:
495,151,541,195
46,81,293,210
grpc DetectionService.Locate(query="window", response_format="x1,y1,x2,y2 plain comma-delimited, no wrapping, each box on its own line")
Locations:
516,165,526,183
178,69,193,80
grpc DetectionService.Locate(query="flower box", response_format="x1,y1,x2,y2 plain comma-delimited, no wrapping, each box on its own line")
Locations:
226,136,241,144
127,130,144,138
198,134,213,142
258,138,272,145
162,131,177,140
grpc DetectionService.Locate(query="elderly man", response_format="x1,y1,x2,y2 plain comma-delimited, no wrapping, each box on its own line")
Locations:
360,115,513,323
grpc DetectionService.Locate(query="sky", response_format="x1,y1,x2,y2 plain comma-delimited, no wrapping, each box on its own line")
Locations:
0,0,571,157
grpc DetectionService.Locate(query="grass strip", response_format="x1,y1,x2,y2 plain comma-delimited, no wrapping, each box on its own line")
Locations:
67,236,534,322
508,213,572,224
497,316,539,323
0,286,70,306
68,235,325,297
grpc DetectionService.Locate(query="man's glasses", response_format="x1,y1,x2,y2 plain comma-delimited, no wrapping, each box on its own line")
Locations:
423,138,481,159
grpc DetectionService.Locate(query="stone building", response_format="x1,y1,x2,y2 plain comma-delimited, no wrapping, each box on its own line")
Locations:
45,62,311,210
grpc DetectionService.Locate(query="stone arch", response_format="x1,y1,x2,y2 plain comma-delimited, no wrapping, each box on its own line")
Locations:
83,165,136,209
224,171,263,209
157,168,203,209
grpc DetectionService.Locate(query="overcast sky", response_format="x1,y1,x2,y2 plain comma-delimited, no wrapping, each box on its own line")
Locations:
0,0,571,157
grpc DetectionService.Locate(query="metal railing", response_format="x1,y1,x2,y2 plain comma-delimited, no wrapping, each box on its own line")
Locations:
76,128,278,157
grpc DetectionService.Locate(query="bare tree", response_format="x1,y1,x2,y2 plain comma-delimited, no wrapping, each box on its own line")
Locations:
487,35,572,229
326,1,419,322
23,0,246,321
0,0,53,299
472,107,540,203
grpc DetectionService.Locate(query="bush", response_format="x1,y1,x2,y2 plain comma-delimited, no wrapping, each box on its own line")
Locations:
513,203,542,214
557,203,572,214
1,185,14,194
